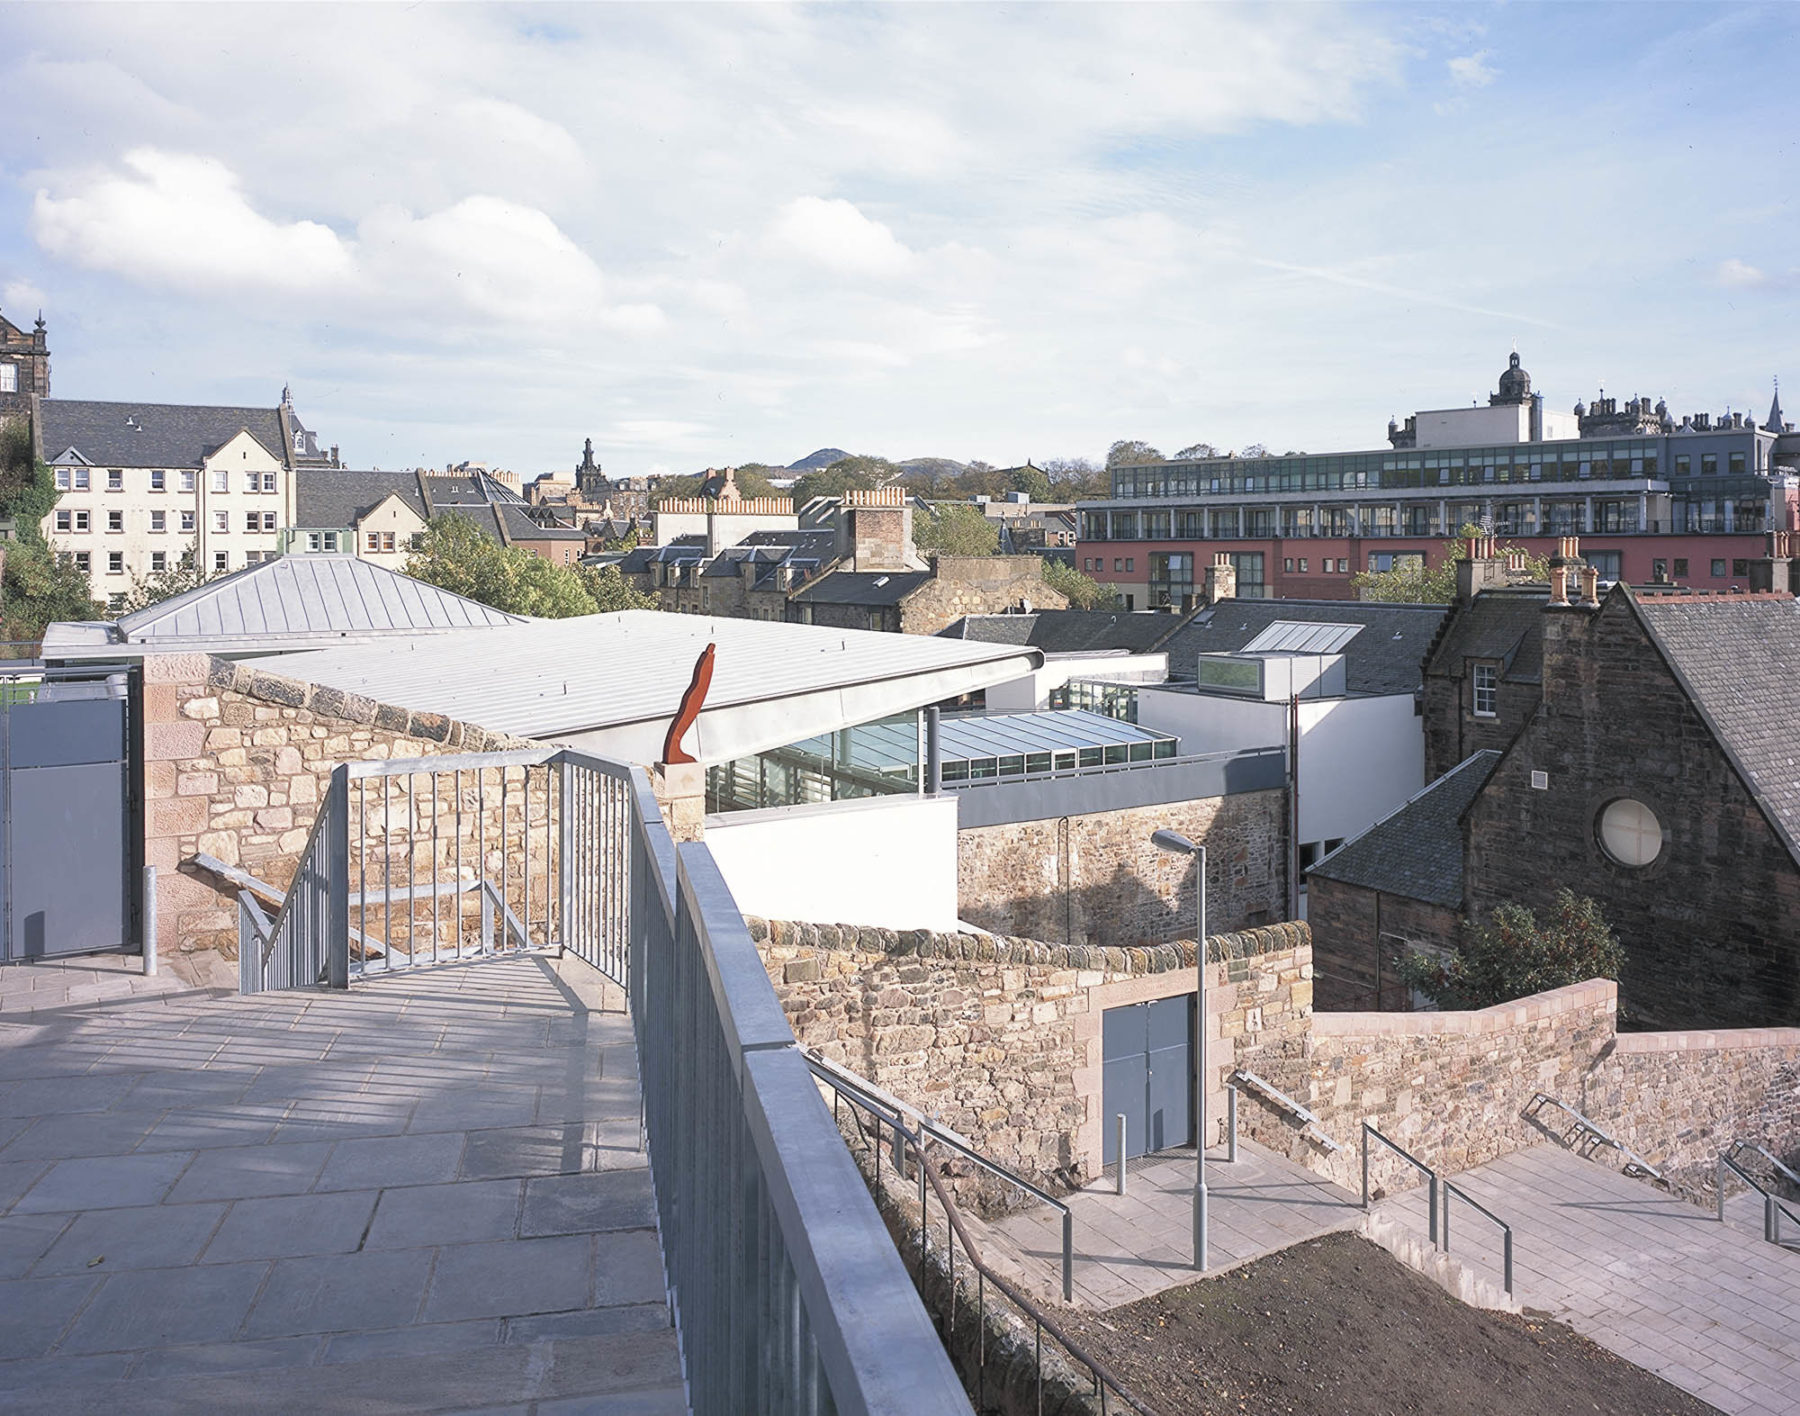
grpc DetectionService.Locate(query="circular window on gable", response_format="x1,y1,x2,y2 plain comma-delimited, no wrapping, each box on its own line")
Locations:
1598,798,1663,868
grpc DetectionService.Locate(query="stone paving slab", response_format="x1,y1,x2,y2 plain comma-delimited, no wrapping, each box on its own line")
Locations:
0,954,682,1414
1374,1143,1800,1416
978,1135,1364,1309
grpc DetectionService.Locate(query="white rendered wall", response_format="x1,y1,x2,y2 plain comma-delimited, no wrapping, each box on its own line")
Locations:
1412,404,1530,449
984,653,1169,714
702,793,961,931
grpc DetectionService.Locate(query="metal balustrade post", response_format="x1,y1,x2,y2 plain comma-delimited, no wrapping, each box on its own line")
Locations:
326,769,350,989
1227,1084,1237,1162
1361,1126,1370,1209
141,864,157,975
1428,1172,1439,1247
1061,1209,1074,1303
1116,1114,1127,1196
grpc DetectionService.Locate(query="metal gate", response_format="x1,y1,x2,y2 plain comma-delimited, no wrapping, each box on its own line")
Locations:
0,666,132,962
239,747,636,993
1101,993,1192,1164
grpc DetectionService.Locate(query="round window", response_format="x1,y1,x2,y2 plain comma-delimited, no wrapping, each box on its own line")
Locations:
1598,798,1662,868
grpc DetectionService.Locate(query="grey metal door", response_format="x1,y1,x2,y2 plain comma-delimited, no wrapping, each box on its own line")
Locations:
1101,994,1193,1164
2,681,130,961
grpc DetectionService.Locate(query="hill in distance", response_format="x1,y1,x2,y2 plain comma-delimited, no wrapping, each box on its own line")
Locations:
786,447,851,471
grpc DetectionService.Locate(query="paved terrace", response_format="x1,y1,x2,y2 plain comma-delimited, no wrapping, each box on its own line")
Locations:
0,954,681,1415
1374,1143,1800,1416
975,1136,1363,1309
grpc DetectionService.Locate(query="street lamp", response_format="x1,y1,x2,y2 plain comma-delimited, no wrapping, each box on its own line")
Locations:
1151,828,1208,1271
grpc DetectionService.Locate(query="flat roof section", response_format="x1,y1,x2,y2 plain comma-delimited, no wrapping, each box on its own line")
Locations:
788,708,1177,775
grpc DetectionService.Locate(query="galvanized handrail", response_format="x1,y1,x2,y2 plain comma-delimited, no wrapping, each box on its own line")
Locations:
1717,1151,1800,1248
1442,1179,1515,1297
1725,1139,1800,1193
1524,1093,1663,1180
805,1050,1075,1303
1229,1068,1346,1153
1362,1123,1438,1246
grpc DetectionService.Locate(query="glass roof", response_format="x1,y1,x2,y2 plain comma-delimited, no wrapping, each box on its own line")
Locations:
789,709,1176,772
1241,621,1363,654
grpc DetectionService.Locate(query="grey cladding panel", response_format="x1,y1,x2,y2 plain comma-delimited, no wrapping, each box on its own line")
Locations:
10,760,128,955
10,699,127,768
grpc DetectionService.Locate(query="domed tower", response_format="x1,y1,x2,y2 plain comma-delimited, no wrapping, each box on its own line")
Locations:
1489,350,1532,406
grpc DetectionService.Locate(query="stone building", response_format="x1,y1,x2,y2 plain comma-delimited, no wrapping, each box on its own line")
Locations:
0,307,50,420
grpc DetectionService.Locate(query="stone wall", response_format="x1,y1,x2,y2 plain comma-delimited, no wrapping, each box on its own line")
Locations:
956,788,1285,948
749,914,1307,1193
1305,877,1459,1010
141,653,530,967
898,556,1067,636
1421,670,1538,784
1465,598,1800,1028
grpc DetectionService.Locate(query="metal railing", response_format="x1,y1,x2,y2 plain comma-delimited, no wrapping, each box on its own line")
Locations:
1362,1123,1439,1246
828,1077,1159,1416
1718,1143,1800,1249
1442,1180,1515,1297
1229,1069,1346,1154
803,1047,1074,1303
1524,1093,1664,1180
238,744,971,1413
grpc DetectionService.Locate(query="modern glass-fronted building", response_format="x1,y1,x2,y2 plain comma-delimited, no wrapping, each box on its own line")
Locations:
1077,356,1799,606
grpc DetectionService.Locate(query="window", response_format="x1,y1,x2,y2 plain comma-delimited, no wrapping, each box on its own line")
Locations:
1113,558,1124,572
107,510,123,533
1472,663,1498,717
1124,557,1134,572
1598,798,1662,868
1733,559,1749,578
262,512,276,532
1711,559,1726,578
212,469,229,493
73,468,90,491
214,510,230,533
180,471,196,492
55,467,70,490
1701,454,1718,476
151,470,166,492
1298,558,1308,573
1368,551,1424,573
246,512,261,533
181,511,196,533
107,469,123,491
367,531,381,552
1673,558,1689,578
244,551,262,566
151,551,167,573
409,532,425,551
213,551,229,573
0,363,15,393
1652,558,1668,583
322,531,338,552
1730,452,1746,476
54,510,70,533
107,551,123,575
261,472,277,493
107,592,126,612
74,551,90,574
245,471,261,493
73,510,90,533
1283,558,1293,573
382,531,396,552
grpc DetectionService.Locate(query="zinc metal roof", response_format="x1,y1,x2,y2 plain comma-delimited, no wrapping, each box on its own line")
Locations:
1242,620,1364,654
114,555,527,641
265,610,1041,743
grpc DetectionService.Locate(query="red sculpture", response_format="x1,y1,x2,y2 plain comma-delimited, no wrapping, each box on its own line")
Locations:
661,643,716,765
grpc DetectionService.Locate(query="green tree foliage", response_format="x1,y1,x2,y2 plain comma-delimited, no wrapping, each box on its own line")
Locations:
792,454,897,504
1353,526,1551,604
1395,890,1624,1011
656,465,780,501
1039,456,1111,499
1173,442,1219,460
407,514,654,617
1006,463,1053,501
0,421,104,648
1041,557,1114,609
913,503,999,557
115,544,211,615
1106,439,1164,468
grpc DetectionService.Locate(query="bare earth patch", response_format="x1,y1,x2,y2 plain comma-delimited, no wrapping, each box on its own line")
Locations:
1054,1232,1719,1416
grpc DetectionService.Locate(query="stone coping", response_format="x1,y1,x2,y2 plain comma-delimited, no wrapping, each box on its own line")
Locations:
1613,1026,1800,1054
144,650,528,753
746,916,1308,975
1311,977,1618,1037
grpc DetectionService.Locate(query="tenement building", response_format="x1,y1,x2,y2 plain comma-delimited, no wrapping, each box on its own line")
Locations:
1080,352,1799,606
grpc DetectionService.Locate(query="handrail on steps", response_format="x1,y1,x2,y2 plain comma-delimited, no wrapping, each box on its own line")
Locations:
1524,1092,1663,1180
1228,1068,1345,1153
1718,1146,1800,1249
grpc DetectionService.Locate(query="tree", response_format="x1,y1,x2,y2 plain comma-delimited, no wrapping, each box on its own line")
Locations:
1172,442,1218,460
115,544,212,615
655,465,780,501
0,421,103,649
1106,440,1164,469
914,503,999,557
1040,456,1110,499
576,561,657,612
1007,463,1053,501
406,513,654,617
1395,890,1623,1011
792,454,897,504
1041,558,1114,609
1238,443,1273,459
1352,525,1551,604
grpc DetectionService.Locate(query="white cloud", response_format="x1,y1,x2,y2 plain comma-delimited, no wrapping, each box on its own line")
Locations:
2,279,48,314
766,197,916,278
1718,258,1792,291
32,150,355,296
1447,51,1498,88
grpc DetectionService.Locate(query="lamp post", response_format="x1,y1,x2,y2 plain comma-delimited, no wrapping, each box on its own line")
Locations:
1151,828,1208,1271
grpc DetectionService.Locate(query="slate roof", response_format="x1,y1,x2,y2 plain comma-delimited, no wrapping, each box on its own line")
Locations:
294,469,428,528
1307,751,1501,906
1423,588,1549,684
1159,599,1450,696
942,609,1186,654
1634,591,1800,861
789,569,932,606
498,504,585,541
40,399,287,468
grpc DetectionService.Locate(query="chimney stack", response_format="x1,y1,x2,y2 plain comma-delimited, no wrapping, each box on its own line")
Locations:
1547,535,1581,607
1750,530,1794,595
1579,564,1601,604
1455,532,1506,601
1204,552,1237,604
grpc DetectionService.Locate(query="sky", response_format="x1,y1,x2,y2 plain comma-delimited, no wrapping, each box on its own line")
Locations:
1,2,1795,480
